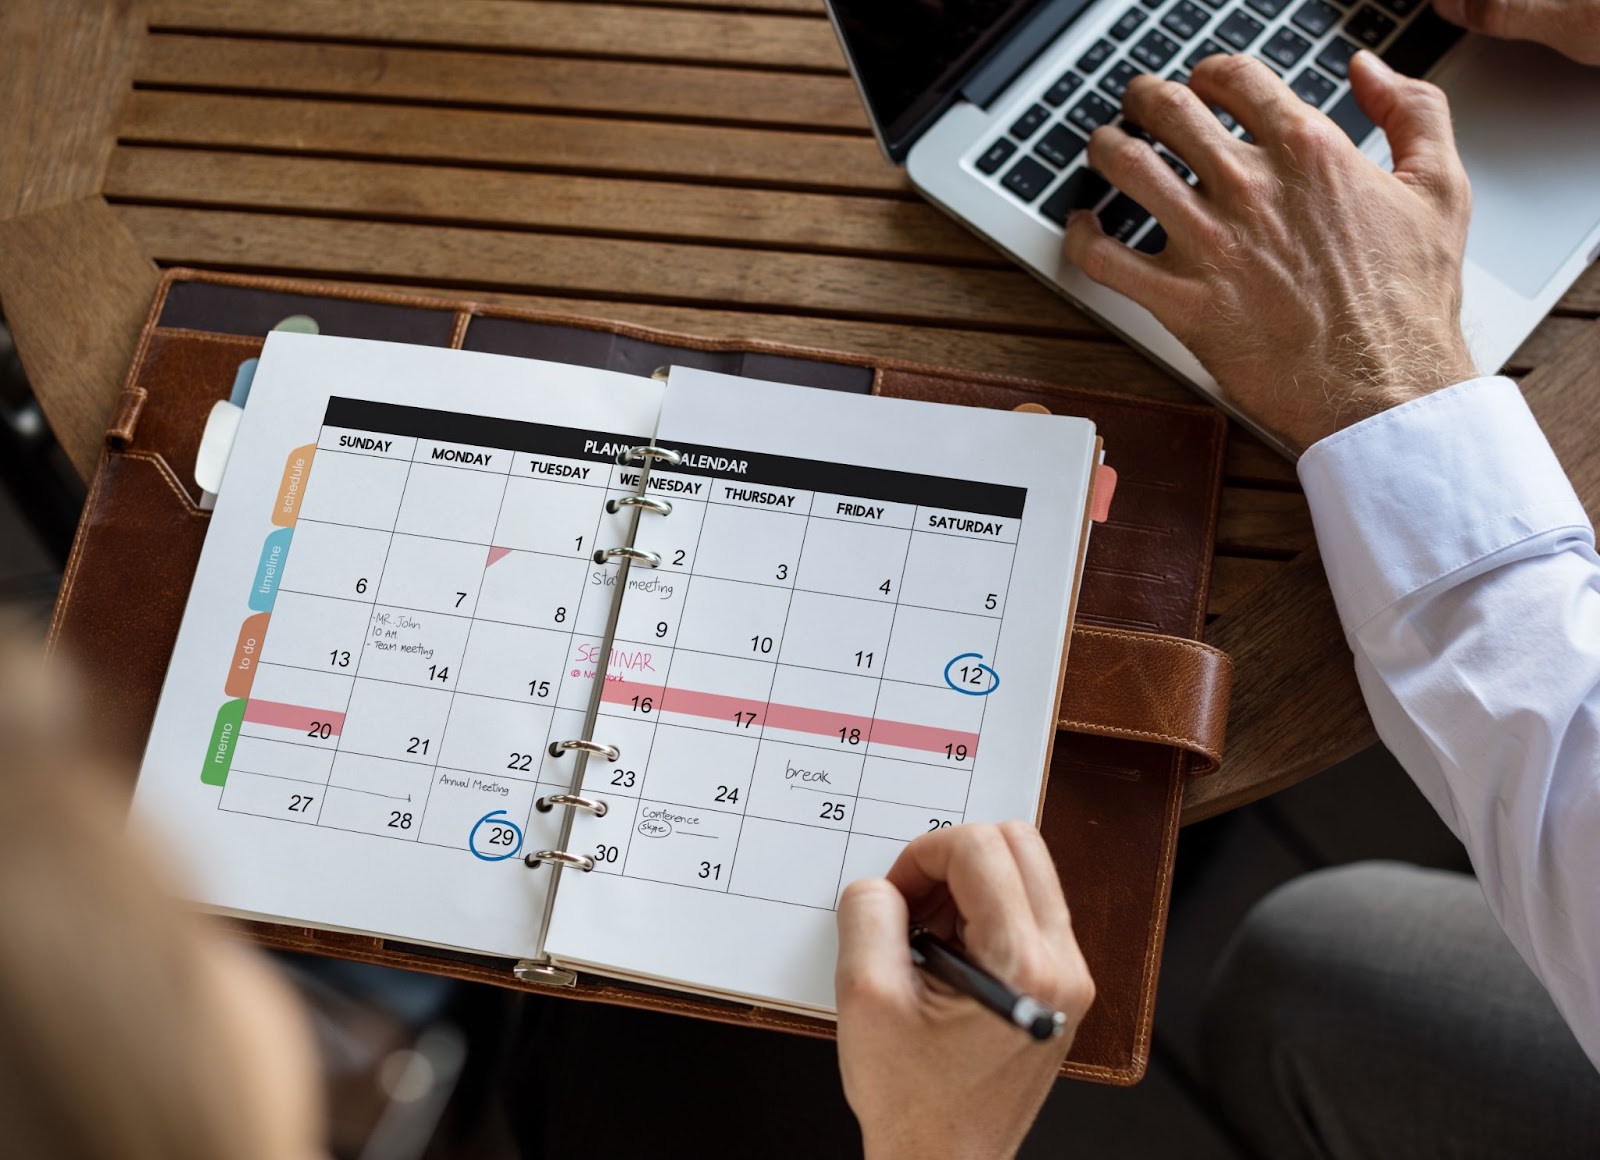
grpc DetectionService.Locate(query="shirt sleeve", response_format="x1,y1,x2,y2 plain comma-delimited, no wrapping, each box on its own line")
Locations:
1298,375,1600,1067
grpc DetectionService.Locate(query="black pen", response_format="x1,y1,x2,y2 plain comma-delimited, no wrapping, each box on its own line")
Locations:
909,926,1067,1042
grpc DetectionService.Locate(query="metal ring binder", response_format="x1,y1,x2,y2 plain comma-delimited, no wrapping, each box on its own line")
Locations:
593,546,661,568
536,793,609,817
547,738,621,762
607,495,673,517
525,849,596,872
520,438,683,980
615,443,683,467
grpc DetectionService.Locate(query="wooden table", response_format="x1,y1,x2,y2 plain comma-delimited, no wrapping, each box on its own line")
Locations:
5,0,1597,823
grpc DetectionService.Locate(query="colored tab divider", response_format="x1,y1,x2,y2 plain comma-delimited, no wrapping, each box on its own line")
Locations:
226,612,271,699
203,699,247,786
274,444,316,527
599,679,979,757
249,527,293,612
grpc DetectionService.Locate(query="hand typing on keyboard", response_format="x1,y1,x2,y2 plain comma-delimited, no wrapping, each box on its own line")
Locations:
1062,51,1476,452
1432,0,1600,63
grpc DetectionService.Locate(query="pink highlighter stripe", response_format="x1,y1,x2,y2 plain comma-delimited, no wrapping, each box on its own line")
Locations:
243,699,345,736
599,679,978,757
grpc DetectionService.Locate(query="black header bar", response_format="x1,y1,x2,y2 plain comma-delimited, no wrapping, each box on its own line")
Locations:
323,397,1025,519
659,439,1024,518
324,397,639,465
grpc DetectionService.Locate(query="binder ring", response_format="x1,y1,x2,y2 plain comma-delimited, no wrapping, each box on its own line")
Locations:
607,495,673,517
593,546,661,568
536,793,609,817
616,444,683,467
525,849,596,872
548,739,622,762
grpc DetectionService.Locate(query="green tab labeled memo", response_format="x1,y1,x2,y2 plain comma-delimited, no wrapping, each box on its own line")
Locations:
203,699,247,786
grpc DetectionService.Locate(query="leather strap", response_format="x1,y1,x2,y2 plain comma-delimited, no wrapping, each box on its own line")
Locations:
1057,626,1233,776
106,387,147,449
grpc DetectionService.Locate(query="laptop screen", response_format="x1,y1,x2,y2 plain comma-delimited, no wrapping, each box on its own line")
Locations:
828,1,1046,162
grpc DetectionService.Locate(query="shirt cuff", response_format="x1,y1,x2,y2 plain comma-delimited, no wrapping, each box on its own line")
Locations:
1297,376,1593,633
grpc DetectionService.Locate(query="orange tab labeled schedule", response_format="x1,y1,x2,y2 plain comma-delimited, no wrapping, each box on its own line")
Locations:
272,444,315,527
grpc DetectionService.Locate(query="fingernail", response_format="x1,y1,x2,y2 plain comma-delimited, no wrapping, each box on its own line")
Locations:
1432,0,1465,24
1066,211,1092,227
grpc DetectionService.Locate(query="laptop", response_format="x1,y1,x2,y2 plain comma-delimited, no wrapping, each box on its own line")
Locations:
824,0,1600,456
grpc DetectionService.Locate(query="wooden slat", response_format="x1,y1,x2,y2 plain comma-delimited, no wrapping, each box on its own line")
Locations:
135,34,870,131
1185,547,1373,823
1222,424,1297,485
0,0,147,218
116,205,1103,332
0,198,160,479
1506,315,1591,374
1521,320,1600,519
104,148,994,262
146,0,847,71
1206,555,1281,618
1216,488,1312,555
1556,261,1600,315
248,274,1203,405
118,91,905,194
577,0,824,11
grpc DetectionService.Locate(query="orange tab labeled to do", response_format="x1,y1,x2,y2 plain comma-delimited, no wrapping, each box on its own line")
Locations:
225,612,272,699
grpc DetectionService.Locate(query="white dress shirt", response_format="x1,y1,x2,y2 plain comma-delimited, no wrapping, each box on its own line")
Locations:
1298,375,1600,1069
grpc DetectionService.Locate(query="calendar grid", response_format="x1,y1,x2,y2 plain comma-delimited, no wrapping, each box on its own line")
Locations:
960,535,1025,821
228,398,1039,903
276,576,1004,628
412,467,515,838
830,523,916,906
541,483,670,876
227,768,324,791
255,655,1001,720
721,502,812,900
312,446,412,830
620,479,714,882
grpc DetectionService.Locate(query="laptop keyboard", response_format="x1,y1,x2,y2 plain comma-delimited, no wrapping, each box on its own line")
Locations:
970,0,1464,253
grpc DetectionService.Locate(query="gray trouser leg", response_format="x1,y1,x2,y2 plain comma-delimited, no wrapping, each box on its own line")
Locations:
1200,862,1600,1160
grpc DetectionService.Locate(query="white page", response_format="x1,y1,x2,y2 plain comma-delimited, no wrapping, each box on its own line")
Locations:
543,367,1096,1011
134,332,665,958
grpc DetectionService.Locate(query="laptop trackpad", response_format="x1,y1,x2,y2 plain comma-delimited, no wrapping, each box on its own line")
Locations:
1437,38,1600,299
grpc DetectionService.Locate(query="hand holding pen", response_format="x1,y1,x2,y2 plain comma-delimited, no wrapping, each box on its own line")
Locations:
835,822,1095,1160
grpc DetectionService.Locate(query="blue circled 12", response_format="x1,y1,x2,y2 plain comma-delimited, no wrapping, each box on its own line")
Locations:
469,809,524,861
944,653,1000,696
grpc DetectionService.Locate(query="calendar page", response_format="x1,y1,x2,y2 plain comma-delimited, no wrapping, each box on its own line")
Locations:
134,332,668,957
541,367,1098,1013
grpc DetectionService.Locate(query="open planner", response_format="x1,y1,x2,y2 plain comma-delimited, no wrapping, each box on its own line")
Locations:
134,331,1102,1015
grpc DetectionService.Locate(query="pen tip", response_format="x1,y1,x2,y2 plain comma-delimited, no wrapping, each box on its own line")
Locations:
1015,997,1068,1041
1029,1010,1067,1041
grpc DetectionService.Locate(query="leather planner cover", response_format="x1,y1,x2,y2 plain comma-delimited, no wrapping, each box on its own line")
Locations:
50,271,1231,1085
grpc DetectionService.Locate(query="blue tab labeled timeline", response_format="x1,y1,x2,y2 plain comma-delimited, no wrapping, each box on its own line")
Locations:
249,527,293,612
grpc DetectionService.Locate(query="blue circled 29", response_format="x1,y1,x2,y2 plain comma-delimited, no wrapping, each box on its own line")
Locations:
944,653,1000,696
469,809,524,861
